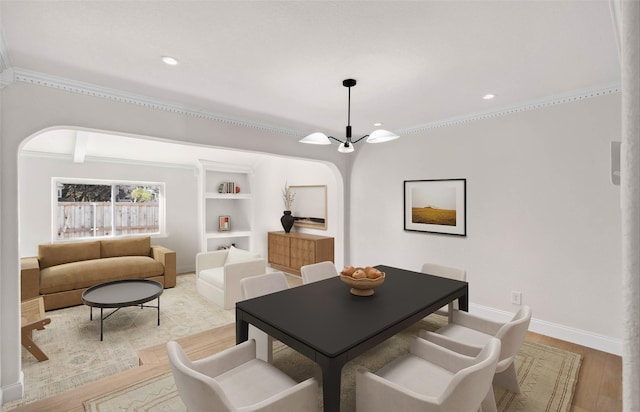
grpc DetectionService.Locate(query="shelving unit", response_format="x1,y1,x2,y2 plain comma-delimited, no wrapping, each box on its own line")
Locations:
198,161,254,252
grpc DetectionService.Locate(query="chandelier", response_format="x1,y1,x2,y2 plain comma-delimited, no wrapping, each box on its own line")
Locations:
299,79,400,153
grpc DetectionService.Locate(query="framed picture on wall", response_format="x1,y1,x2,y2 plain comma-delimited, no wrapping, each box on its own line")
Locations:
403,179,466,236
218,215,230,232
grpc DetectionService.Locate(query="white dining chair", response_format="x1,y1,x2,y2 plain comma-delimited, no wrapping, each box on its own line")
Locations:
421,263,467,322
356,336,501,412
240,271,289,362
420,305,532,411
300,261,339,284
167,339,318,412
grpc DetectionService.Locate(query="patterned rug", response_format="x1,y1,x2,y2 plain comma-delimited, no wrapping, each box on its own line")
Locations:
83,318,581,412
8,273,581,412
3,274,234,411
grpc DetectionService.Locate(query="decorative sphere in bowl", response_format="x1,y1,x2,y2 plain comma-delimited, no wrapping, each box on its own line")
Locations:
340,266,385,296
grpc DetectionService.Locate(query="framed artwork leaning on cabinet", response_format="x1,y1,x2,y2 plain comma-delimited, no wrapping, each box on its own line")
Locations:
289,185,327,230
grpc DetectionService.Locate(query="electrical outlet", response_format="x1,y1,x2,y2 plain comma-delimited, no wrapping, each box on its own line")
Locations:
511,291,522,305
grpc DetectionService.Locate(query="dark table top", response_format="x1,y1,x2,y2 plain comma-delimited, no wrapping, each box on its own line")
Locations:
236,265,468,358
81,279,163,308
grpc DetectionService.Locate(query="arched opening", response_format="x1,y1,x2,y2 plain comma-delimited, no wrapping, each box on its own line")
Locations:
12,126,344,405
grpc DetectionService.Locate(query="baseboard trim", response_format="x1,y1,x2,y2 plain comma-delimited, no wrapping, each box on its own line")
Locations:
469,303,623,356
177,265,195,275
1,371,24,405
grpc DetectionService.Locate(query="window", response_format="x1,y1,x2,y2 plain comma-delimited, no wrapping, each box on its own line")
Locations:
54,179,164,241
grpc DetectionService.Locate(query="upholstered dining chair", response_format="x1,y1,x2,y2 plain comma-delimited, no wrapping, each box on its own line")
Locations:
240,271,289,362
300,260,339,284
421,263,467,322
356,336,501,412
420,306,532,412
167,339,318,412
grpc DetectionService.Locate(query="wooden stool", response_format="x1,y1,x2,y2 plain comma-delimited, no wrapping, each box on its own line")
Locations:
21,297,51,361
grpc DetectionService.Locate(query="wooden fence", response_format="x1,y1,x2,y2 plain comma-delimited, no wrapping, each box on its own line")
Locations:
56,202,159,240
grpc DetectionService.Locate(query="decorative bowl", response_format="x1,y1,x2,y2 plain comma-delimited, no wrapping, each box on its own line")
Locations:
340,271,385,296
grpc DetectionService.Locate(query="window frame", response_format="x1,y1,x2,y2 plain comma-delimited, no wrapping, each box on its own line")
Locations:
52,177,166,242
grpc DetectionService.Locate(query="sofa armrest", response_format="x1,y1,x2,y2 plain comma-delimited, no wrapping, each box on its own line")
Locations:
21,257,41,301
223,258,267,309
196,250,229,275
151,245,177,288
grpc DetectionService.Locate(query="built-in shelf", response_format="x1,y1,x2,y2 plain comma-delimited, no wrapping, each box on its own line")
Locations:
205,230,252,239
204,193,252,200
198,161,254,252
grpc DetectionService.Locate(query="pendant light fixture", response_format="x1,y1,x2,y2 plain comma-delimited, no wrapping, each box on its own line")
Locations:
299,79,399,153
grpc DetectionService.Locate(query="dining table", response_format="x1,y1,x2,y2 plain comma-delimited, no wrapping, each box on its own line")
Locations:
235,264,469,412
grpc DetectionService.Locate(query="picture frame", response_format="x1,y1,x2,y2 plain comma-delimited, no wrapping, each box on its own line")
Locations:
404,179,466,236
289,185,328,230
218,215,230,232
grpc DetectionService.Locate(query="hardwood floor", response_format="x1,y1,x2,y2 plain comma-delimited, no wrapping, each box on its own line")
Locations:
10,325,622,412
525,331,622,412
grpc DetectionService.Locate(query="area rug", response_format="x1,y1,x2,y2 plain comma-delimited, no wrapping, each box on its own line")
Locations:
83,318,581,412
3,274,235,411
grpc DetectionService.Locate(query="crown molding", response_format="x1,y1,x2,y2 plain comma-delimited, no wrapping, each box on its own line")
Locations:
396,84,622,136
9,68,304,137
3,67,621,138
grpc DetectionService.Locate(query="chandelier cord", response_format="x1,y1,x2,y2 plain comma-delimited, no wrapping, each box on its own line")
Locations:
347,85,351,130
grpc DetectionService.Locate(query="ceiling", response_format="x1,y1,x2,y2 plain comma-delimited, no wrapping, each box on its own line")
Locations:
1,1,621,165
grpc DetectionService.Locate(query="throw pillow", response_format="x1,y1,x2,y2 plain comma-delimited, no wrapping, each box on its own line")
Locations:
225,246,256,265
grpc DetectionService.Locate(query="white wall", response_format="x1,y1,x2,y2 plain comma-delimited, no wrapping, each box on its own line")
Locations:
350,93,623,352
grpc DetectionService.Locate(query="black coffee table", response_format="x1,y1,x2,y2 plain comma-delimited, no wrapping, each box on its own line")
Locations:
81,279,163,341
236,265,469,412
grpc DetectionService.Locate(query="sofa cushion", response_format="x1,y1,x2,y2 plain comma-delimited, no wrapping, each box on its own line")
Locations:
199,267,225,289
225,246,259,265
40,256,164,294
101,236,151,258
38,241,101,269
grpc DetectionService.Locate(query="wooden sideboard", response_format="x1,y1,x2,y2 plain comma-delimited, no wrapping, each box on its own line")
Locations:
268,231,334,276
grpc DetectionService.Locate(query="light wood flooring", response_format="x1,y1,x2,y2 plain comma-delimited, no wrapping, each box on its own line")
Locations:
10,323,622,412
525,332,622,412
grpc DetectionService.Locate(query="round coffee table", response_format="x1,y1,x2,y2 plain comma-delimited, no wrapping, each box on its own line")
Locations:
81,279,163,341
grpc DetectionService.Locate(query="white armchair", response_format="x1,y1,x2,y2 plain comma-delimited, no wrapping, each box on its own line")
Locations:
196,246,267,309
356,336,501,412
420,305,532,410
167,339,318,412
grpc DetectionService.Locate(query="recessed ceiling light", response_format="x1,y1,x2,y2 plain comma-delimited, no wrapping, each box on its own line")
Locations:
161,56,179,66
482,93,496,100
373,122,383,127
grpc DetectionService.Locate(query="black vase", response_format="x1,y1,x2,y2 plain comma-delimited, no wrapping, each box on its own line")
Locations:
281,210,294,233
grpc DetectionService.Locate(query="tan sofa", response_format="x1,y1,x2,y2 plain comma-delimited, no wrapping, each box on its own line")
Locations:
21,236,176,311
